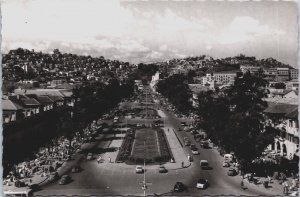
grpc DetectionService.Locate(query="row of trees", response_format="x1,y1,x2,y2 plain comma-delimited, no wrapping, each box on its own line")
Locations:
196,72,281,171
156,74,193,115
3,78,135,176
63,78,135,139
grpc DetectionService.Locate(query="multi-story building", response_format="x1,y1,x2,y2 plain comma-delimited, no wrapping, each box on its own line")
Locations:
264,68,277,81
264,103,299,160
201,73,216,88
290,69,298,80
240,66,261,75
213,71,237,85
276,68,290,82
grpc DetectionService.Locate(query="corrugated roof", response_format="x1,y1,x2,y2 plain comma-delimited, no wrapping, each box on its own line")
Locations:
286,108,298,119
21,98,40,106
2,99,23,111
188,84,210,94
47,95,64,102
264,102,298,114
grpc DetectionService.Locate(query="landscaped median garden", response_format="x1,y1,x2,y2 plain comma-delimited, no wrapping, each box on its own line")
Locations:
116,126,173,164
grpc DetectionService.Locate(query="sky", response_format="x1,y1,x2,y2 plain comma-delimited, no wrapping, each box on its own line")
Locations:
1,0,298,67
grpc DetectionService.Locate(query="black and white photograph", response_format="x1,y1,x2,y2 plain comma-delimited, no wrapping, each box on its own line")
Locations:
1,0,299,196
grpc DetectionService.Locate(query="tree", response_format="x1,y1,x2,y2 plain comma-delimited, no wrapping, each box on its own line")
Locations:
156,74,192,114
196,71,278,170
274,82,286,89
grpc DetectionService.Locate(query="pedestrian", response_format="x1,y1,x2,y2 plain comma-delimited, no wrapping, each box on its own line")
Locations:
241,179,245,190
283,181,289,194
268,175,271,183
181,161,184,168
109,157,111,163
97,156,102,164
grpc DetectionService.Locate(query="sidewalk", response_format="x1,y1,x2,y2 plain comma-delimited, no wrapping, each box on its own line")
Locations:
210,143,297,196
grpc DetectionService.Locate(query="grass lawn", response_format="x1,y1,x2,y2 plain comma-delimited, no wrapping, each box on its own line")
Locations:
131,128,160,160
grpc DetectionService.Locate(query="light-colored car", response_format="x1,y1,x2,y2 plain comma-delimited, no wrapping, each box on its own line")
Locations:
135,165,144,173
222,161,230,167
191,147,199,155
196,179,209,189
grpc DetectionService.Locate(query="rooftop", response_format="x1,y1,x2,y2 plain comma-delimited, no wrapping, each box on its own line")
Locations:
264,102,298,115
2,99,23,111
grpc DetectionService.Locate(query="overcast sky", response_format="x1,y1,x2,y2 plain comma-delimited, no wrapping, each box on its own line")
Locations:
1,0,298,67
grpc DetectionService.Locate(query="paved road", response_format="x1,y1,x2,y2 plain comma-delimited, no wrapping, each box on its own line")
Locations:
36,87,282,196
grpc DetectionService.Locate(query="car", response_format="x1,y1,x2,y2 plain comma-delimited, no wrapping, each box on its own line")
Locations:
181,122,187,126
59,175,71,185
200,141,209,149
191,149,199,155
72,165,81,173
184,140,191,146
135,165,144,173
87,153,93,160
200,160,209,169
222,161,230,167
191,147,199,155
196,178,209,189
158,165,168,173
29,184,40,192
173,182,186,192
227,168,238,176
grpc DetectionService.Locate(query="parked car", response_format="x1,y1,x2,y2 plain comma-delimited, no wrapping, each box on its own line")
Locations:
181,122,187,126
184,140,191,146
87,153,93,160
196,179,209,189
224,154,233,162
227,168,238,176
222,161,230,167
59,175,71,185
200,141,209,149
174,182,186,192
72,165,81,173
135,165,144,173
158,165,168,173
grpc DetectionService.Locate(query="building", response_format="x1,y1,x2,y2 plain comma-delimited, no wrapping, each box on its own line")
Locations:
264,103,299,160
240,66,261,75
290,69,298,80
9,95,41,117
276,68,290,82
2,99,24,123
264,68,277,81
201,73,216,89
213,71,238,85
286,80,299,91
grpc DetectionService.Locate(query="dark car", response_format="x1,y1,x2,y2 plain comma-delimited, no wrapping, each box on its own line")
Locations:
72,165,81,173
227,168,238,176
59,175,71,185
29,184,40,192
158,165,168,173
174,182,186,192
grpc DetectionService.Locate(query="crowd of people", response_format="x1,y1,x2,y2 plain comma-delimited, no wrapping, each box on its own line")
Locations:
3,121,99,188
